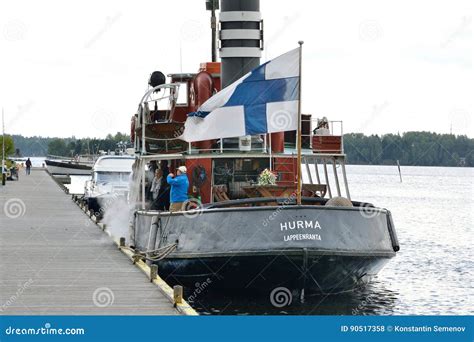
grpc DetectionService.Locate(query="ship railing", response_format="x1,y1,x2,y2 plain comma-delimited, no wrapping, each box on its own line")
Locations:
304,119,344,154
136,83,180,128
136,83,181,153
140,136,271,155
185,144,271,155
301,153,350,200
46,154,96,162
138,136,346,156
307,118,343,136
46,154,72,161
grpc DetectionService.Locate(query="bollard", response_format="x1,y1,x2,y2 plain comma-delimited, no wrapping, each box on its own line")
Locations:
119,237,126,247
173,285,183,305
150,264,158,282
2,173,5,186
132,255,141,264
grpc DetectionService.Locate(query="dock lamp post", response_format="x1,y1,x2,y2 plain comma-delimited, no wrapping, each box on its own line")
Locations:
205,0,219,62
2,108,5,186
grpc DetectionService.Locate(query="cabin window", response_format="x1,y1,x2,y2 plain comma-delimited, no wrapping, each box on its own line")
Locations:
213,158,270,199
176,82,188,106
95,172,131,184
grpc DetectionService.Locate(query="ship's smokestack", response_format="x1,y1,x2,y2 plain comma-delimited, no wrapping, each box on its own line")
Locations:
219,0,263,88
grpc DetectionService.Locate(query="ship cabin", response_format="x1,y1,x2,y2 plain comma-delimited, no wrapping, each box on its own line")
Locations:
131,62,351,210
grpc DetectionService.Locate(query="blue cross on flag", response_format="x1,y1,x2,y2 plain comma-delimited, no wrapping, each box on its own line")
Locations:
180,48,300,142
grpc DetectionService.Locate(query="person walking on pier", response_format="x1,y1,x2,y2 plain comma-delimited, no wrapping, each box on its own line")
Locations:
167,166,189,212
25,158,32,175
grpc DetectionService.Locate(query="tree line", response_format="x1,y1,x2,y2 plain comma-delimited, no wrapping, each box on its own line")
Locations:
10,133,131,158
8,131,474,167
343,132,473,166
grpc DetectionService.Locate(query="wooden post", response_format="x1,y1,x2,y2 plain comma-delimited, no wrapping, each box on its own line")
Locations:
132,255,141,264
150,264,158,282
397,160,402,182
173,285,183,304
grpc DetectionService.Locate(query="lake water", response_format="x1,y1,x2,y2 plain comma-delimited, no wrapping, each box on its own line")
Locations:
57,164,473,315
24,157,89,194
25,157,46,168
189,165,474,315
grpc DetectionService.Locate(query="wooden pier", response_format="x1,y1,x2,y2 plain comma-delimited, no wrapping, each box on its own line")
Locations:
0,169,195,315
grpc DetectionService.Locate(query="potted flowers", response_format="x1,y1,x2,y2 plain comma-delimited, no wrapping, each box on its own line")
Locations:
257,168,277,186
243,169,293,198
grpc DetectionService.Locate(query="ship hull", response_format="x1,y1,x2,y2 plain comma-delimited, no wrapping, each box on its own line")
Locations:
45,160,92,175
85,193,127,218
157,253,391,294
132,205,398,293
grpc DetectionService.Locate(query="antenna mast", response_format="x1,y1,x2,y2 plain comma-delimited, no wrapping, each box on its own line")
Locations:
206,0,219,62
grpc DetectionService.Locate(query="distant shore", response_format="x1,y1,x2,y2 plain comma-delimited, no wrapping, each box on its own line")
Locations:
8,131,474,168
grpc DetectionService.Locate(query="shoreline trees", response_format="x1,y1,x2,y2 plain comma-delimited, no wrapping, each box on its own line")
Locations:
11,131,474,167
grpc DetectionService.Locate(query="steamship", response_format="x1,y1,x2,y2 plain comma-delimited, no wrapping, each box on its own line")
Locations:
127,0,399,296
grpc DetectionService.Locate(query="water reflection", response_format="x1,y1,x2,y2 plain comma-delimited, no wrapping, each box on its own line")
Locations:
187,280,399,315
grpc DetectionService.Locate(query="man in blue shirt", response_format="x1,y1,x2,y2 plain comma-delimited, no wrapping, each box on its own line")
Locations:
167,165,189,212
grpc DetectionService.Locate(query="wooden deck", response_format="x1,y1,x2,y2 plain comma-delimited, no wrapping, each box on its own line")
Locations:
0,169,184,315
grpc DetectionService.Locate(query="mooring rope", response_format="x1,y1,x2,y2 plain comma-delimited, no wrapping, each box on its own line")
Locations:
132,242,178,262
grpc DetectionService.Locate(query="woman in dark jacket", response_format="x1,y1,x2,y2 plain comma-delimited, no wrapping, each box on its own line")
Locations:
150,160,170,211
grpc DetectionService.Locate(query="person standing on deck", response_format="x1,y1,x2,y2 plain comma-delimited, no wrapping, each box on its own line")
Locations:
159,160,170,210
167,166,189,212
150,169,163,201
150,169,163,210
313,117,330,136
25,158,32,175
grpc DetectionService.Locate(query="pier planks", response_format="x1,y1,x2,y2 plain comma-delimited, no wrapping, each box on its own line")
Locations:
0,170,179,315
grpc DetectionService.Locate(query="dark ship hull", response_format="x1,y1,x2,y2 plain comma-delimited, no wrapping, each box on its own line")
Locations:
157,254,391,294
45,159,92,175
132,203,399,294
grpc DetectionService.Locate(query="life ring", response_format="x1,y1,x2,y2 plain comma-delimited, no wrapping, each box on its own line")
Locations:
192,165,207,188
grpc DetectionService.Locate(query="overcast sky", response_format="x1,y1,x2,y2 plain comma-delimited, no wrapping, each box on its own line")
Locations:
0,0,471,138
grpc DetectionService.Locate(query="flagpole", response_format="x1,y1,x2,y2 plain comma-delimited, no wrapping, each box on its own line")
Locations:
296,41,304,205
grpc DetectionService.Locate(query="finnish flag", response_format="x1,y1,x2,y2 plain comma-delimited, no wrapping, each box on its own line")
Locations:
180,48,300,142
